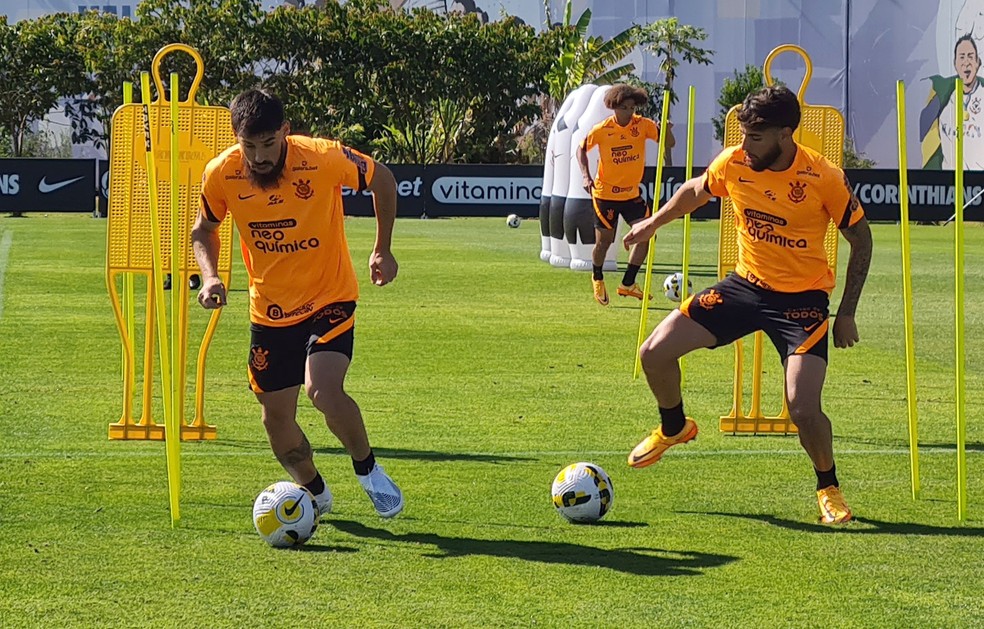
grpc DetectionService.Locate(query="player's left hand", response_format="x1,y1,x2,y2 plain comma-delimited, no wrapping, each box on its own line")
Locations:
369,249,398,286
832,313,859,348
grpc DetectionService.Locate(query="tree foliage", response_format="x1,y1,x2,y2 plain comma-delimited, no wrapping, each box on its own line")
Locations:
712,64,765,143
843,136,876,168
636,17,713,107
0,14,85,156
0,0,633,164
544,0,638,107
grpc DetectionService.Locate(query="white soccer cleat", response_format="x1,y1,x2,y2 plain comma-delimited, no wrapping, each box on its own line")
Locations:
358,464,404,518
313,485,333,516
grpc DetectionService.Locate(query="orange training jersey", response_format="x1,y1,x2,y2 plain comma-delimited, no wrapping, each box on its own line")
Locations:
702,143,864,294
583,114,660,201
200,135,376,326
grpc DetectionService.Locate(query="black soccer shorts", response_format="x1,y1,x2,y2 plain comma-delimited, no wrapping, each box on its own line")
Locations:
247,301,357,393
681,274,830,362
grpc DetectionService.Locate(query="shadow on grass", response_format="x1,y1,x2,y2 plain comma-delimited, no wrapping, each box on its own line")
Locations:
642,263,719,277
909,441,984,453
585,519,649,528
294,543,359,554
685,511,984,536
837,436,984,453
315,446,535,464
216,440,534,464
331,520,737,576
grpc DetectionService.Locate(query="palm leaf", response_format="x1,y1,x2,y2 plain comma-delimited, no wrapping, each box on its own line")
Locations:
592,64,636,85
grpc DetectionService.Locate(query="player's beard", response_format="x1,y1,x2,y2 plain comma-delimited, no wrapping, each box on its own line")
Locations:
746,143,782,172
244,145,287,190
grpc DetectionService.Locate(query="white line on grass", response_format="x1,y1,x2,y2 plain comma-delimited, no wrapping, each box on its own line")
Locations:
0,447,978,460
0,229,11,320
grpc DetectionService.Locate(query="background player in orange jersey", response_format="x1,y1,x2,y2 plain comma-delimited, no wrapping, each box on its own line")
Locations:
191,89,404,518
622,86,872,525
576,84,674,306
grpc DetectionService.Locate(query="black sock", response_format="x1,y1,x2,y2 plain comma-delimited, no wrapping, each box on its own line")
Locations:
592,265,604,281
622,264,641,286
816,463,838,490
659,402,686,437
353,450,376,476
304,472,326,496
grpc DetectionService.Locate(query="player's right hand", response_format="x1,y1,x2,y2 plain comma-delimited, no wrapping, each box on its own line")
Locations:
623,217,657,250
582,176,594,194
198,277,226,309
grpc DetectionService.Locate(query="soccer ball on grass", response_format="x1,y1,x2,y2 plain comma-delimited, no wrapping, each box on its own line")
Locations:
506,214,521,228
551,462,614,523
252,481,319,548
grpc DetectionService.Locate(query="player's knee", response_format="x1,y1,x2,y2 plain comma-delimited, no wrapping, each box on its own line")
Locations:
307,383,346,415
786,398,822,426
260,407,294,429
639,336,671,372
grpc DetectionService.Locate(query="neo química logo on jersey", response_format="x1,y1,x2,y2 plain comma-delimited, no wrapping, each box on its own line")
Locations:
247,219,320,254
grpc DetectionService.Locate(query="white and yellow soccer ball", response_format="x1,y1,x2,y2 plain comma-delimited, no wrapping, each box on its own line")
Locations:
506,213,521,228
551,462,614,523
252,481,319,548
662,272,693,303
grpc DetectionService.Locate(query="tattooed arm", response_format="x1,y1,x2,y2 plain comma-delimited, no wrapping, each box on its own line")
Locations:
833,216,873,348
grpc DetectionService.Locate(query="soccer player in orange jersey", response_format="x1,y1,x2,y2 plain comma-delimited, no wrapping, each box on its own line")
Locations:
191,90,403,518
622,86,872,524
576,84,673,306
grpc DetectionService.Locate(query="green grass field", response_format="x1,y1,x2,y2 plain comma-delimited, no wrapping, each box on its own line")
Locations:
0,214,982,628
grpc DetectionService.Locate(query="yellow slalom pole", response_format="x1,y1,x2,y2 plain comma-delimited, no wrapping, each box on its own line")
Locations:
121,81,136,411
122,81,135,366
896,80,920,500
167,72,183,505
140,72,179,527
954,78,968,521
680,86,696,384
633,93,672,379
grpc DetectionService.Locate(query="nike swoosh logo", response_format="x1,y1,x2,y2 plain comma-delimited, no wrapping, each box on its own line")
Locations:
38,176,84,193
631,450,654,463
804,321,824,333
238,193,256,200
283,499,301,517
738,177,753,183
329,316,346,324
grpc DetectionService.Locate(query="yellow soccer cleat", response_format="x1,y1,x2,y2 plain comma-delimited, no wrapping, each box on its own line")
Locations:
592,279,609,306
817,485,852,524
617,283,652,300
627,418,698,468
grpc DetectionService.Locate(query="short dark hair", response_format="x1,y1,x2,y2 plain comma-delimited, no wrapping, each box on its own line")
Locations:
230,89,284,137
736,85,801,132
604,84,648,110
955,34,979,59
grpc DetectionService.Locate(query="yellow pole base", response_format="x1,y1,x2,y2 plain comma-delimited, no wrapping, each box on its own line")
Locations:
109,421,166,440
109,419,217,440
719,415,798,435
180,423,218,441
